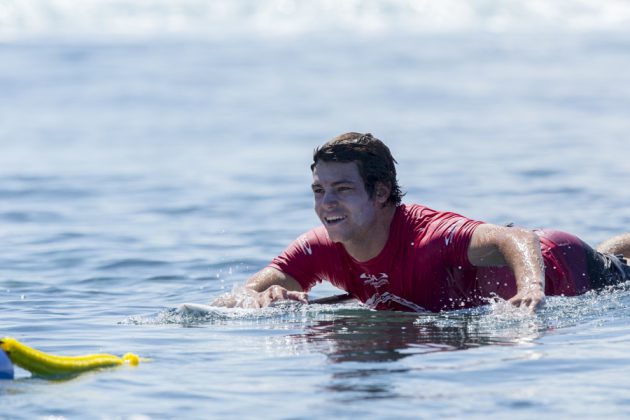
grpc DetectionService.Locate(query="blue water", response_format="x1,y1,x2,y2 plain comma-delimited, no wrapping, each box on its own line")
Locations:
2,2,630,418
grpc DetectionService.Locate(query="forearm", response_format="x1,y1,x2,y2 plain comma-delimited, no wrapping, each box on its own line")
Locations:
498,229,546,294
245,267,304,292
469,224,546,311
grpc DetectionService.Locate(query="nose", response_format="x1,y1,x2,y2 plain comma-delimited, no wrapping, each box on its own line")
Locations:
321,190,338,208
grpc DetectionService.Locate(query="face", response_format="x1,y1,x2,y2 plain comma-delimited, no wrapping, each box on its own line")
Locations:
311,161,381,245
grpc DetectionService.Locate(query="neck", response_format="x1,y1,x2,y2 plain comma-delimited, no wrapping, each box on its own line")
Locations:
344,205,397,262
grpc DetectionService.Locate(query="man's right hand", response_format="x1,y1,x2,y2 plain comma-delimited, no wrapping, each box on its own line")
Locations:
211,267,307,308
246,285,308,308
211,285,307,308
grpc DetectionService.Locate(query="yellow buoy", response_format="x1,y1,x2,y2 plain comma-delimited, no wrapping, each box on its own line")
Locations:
0,337,144,377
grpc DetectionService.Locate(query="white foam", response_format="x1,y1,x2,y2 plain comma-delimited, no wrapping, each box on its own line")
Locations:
2,0,630,41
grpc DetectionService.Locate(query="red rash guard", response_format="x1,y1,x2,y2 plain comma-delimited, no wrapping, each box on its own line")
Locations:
269,204,592,312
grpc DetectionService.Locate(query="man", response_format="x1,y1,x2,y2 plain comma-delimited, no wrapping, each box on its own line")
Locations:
213,132,630,312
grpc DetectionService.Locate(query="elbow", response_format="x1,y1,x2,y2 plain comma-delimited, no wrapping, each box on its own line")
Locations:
520,229,540,246
504,228,541,256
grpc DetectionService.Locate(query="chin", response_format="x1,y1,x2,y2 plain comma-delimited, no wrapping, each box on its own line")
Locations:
323,228,348,244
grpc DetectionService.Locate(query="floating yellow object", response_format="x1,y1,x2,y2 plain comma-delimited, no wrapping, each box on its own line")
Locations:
0,337,143,377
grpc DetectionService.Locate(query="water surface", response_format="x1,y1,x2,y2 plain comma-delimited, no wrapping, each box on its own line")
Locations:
2,2,630,418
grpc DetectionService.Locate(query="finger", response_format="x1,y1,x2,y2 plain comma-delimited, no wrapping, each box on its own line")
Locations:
265,287,309,306
286,291,308,303
510,297,531,310
508,296,521,307
259,288,281,307
521,296,540,312
268,285,288,300
270,289,307,304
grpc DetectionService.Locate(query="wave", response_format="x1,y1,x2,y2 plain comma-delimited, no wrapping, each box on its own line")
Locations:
2,0,630,41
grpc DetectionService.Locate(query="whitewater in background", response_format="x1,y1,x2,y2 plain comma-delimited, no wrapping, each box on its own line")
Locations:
1,1,630,419
2,0,630,40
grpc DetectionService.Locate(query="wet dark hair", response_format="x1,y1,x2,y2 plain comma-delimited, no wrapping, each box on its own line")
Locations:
311,132,404,207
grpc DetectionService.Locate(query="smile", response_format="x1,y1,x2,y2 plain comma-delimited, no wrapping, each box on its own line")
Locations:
324,215,346,225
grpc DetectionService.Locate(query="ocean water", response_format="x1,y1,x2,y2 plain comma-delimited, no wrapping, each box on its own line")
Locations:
2,1,630,419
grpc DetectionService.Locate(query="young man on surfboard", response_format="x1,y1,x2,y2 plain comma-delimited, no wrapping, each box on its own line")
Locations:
213,132,630,312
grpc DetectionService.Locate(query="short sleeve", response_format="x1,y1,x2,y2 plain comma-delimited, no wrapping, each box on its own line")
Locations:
268,227,333,292
422,211,484,268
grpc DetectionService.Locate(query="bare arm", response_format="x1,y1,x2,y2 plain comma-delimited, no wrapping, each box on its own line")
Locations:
211,267,307,308
468,224,545,311
246,267,304,292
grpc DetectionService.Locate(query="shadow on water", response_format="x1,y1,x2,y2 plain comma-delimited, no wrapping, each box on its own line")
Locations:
277,306,548,401
289,284,630,368
291,307,546,365
284,286,629,401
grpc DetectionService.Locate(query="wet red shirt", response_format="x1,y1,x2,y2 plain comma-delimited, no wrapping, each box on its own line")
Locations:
269,204,591,312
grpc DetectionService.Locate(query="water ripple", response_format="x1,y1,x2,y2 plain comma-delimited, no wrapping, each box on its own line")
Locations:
0,210,65,223
98,259,170,270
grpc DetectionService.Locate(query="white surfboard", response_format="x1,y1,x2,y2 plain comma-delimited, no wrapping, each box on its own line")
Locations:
176,302,220,315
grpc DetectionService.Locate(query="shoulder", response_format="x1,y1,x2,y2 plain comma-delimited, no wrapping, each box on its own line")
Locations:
272,226,340,270
400,203,484,243
401,203,437,220
399,203,460,228
288,225,341,257
403,203,483,224
270,227,342,292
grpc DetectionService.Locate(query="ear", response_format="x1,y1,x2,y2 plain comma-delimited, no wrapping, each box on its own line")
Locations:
374,182,391,205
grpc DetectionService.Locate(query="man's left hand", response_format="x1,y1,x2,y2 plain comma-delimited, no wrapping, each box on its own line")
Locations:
508,287,545,312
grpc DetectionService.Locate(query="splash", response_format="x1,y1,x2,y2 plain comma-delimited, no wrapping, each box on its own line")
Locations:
119,298,362,326
413,284,630,347
120,284,630,340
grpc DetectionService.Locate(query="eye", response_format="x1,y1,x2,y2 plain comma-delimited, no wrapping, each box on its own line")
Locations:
312,187,324,194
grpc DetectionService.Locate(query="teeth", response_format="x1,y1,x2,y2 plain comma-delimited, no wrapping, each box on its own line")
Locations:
326,216,345,223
